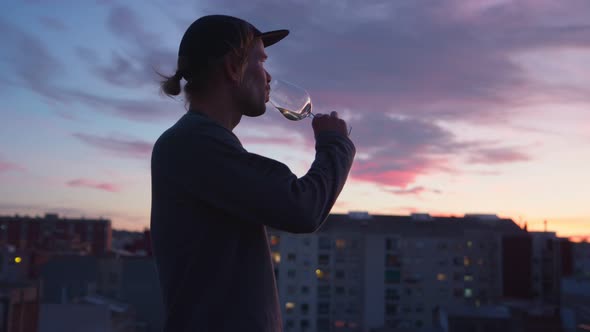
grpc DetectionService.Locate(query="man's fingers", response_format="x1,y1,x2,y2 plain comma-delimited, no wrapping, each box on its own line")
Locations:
330,111,338,118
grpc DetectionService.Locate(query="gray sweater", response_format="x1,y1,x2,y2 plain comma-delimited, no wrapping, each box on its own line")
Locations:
150,111,355,331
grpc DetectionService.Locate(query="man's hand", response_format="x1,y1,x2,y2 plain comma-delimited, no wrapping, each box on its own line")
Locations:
312,111,349,137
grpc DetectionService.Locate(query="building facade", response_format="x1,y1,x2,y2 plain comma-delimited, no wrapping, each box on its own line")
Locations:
268,212,528,332
0,213,111,254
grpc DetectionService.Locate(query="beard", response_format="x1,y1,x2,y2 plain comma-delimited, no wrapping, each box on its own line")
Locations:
235,78,266,117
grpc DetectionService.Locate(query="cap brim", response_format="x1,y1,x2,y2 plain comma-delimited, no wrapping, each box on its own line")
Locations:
260,30,289,47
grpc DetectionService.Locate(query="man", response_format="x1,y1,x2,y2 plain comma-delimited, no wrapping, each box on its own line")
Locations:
151,15,355,331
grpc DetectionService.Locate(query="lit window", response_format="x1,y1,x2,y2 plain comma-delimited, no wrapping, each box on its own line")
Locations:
14,256,22,264
334,320,346,328
335,239,346,249
272,252,281,264
467,241,473,248
285,302,296,313
464,288,473,298
316,269,325,279
464,274,474,282
464,256,471,266
270,235,280,246
437,273,447,281
315,269,323,278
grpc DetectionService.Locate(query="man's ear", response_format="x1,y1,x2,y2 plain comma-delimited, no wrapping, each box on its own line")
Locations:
222,53,243,84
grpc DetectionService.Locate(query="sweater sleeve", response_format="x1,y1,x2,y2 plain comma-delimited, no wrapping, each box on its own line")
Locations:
155,129,355,233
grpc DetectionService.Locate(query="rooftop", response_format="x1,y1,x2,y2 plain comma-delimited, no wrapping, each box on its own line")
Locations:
315,212,526,237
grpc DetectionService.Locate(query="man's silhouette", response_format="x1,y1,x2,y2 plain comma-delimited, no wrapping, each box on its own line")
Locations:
151,15,355,331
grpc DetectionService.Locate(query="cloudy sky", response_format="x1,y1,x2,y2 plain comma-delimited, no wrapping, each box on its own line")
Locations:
1,0,588,238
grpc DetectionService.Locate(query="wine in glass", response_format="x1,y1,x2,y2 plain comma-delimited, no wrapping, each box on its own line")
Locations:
268,79,313,121
268,79,352,134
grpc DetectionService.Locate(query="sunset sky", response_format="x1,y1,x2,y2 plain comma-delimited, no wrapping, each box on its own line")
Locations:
1,1,588,238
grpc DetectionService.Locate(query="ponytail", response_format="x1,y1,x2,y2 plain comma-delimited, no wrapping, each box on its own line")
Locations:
160,70,183,97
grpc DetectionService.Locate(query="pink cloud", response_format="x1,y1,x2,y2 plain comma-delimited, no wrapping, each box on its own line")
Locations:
73,133,153,159
468,147,531,164
66,178,121,193
339,112,530,188
0,159,25,173
389,186,442,196
352,164,423,188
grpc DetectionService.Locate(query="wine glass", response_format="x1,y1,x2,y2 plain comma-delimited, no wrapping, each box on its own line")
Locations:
268,79,351,134
268,79,313,120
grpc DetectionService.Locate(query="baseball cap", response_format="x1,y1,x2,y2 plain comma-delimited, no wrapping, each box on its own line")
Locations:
178,15,289,61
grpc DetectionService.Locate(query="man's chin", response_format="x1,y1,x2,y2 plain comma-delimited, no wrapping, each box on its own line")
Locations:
243,107,266,118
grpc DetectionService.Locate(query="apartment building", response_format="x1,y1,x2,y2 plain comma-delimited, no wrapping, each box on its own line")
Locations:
268,212,527,332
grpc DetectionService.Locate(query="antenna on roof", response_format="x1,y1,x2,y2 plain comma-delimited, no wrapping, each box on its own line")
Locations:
544,219,547,232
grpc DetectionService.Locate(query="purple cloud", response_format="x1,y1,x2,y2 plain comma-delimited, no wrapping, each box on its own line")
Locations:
6,2,585,194
66,178,121,192
38,16,67,31
65,90,183,122
184,0,590,123
72,133,153,159
1,18,179,123
0,18,66,102
75,47,100,64
345,113,530,187
80,6,176,89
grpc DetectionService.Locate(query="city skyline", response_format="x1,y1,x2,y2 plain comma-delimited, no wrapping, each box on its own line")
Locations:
0,1,589,238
